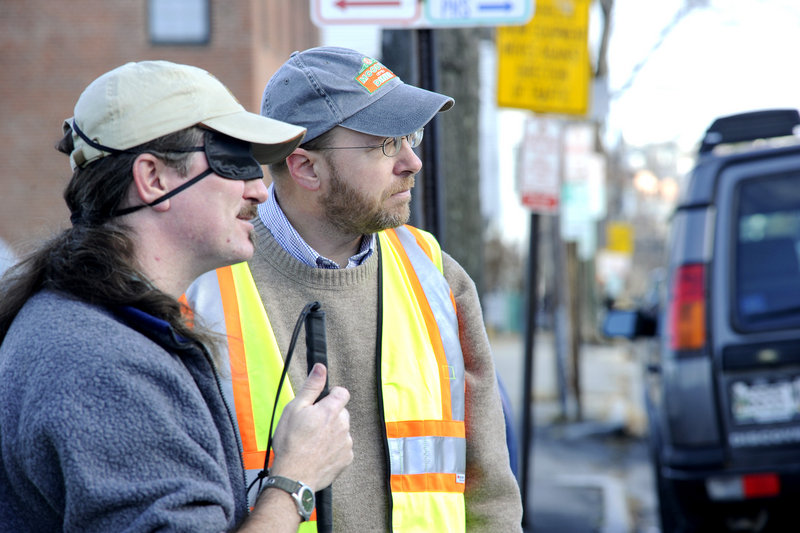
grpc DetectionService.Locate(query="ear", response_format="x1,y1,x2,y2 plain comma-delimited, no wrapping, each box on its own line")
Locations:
286,148,322,192
130,153,172,212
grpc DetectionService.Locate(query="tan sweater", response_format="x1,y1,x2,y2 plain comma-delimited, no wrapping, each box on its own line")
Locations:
248,220,523,531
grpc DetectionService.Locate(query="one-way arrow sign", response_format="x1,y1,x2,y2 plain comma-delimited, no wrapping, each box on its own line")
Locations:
334,0,402,8
312,0,420,25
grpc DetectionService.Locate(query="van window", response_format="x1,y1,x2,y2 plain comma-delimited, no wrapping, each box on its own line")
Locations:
735,172,800,330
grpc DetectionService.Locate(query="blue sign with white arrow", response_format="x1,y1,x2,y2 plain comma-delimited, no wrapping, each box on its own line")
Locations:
479,2,514,12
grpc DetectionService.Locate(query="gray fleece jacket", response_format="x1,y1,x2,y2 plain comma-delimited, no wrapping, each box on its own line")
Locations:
0,291,248,532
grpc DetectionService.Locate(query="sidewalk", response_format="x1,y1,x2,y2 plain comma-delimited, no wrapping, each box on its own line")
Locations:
490,329,647,436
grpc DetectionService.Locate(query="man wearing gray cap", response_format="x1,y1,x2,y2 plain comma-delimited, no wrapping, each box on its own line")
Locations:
0,60,353,533
186,46,522,531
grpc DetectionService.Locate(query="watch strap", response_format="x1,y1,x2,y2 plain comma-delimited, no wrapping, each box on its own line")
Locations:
264,474,301,494
263,475,314,521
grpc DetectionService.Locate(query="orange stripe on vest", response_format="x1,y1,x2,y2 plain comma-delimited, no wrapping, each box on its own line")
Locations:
385,419,465,439
391,473,466,493
217,268,259,456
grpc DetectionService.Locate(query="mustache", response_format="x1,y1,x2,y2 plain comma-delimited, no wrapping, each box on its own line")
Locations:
389,175,415,196
238,205,259,220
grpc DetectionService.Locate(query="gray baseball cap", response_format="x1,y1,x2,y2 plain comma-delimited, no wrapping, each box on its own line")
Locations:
261,46,454,143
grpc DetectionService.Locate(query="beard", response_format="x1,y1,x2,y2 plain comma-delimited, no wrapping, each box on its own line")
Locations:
320,160,414,235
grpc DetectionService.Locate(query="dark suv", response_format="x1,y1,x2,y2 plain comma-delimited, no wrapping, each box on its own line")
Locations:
605,109,800,532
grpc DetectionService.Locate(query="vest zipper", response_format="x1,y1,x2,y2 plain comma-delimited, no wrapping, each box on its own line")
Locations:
375,237,394,532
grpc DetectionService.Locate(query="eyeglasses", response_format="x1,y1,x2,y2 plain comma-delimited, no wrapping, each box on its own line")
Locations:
317,128,424,157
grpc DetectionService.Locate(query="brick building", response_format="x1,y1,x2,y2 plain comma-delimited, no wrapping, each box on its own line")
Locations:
0,0,319,255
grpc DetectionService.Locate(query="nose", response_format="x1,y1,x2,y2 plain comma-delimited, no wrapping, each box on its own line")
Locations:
244,177,269,204
395,137,422,175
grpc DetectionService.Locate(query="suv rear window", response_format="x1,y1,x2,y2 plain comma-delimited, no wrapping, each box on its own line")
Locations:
735,171,800,330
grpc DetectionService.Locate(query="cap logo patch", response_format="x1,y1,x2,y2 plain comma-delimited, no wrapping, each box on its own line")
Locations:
355,57,396,94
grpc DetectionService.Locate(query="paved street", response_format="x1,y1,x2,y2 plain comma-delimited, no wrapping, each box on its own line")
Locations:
528,422,657,532
491,331,659,532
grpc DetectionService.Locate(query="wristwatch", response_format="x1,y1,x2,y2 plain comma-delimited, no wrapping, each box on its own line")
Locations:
263,475,315,521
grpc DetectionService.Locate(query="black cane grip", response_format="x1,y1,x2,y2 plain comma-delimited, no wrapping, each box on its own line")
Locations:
305,303,329,400
304,302,332,532
316,488,333,532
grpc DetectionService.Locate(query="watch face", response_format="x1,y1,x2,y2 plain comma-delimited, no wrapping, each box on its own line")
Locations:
300,487,315,512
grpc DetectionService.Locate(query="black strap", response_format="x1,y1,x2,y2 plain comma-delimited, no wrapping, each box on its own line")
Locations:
72,119,204,159
248,302,319,499
71,120,133,155
69,122,209,222
112,167,213,217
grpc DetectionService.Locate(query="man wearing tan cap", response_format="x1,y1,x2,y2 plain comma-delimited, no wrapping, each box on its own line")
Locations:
186,47,523,531
0,60,352,533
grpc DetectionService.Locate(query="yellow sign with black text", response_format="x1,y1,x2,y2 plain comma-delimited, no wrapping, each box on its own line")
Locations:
496,0,590,115
606,221,634,255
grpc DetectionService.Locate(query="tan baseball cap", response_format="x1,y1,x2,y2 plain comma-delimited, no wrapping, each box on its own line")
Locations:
64,60,306,171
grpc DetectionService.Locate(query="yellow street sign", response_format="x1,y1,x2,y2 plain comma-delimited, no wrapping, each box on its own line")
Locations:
496,0,590,115
606,221,635,255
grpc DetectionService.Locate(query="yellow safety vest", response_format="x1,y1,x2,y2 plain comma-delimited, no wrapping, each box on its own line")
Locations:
184,225,466,532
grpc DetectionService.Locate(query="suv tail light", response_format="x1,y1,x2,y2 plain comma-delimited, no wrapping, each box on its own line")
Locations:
706,473,781,501
669,263,706,351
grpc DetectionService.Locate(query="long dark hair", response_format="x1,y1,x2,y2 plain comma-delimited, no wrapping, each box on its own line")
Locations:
0,126,218,354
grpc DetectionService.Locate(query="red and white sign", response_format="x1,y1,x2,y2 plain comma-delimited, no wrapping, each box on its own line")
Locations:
311,0,421,26
518,116,561,214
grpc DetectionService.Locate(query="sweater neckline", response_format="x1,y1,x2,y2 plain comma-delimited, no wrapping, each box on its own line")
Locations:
252,218,379,289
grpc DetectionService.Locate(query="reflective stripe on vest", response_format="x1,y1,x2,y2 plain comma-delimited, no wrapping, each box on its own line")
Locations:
380,226,466,532
184,225,466,531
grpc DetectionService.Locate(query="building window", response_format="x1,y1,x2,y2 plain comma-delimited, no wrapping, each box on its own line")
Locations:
148,0,210,45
